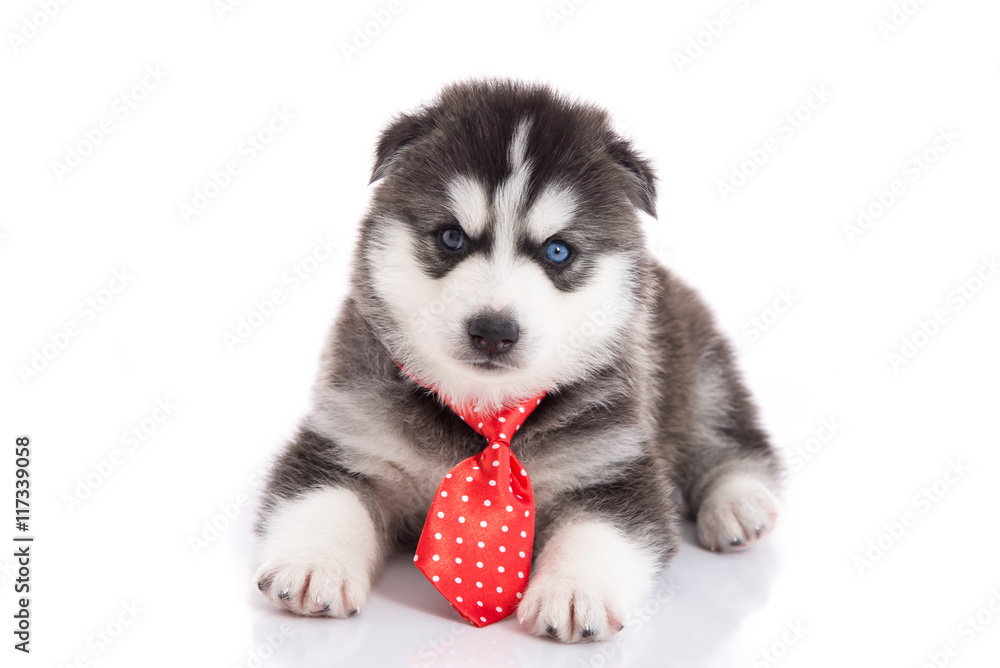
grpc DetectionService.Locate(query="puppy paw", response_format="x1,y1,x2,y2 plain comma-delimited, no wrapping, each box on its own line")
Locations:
516,522,658,643
517,572,625,642
696,472,778,553
255,560,369,617
254,487,382,617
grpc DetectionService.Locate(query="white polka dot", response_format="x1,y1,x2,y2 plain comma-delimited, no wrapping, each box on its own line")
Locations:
477,562,483,568
536,399,540,404
456,537,463,544
455,557,462,564
462,495,469,502
524,511,530,517
437,512,444,518
435,533,442,540
478,541,485,548
459,516,466,523
496,606,503,612
516,425,520,430
499,433,506,439
521,531,527,537
509,487,513,492
476,582,483,588
518,572,524,578
473,466,479,470
480,520,487,527
432,555,440,561
496,586,503,593
445,473,452,478
489,480,497,486
466,476,473,482
456,578,462,584
477,422,483,428
492,461,499,467
477,601,483,607
521,469,527,476
499,546,506,552
506,506,513,512
440,491,447,497
498,417,506,423
457,596,463,602
480,616,487,622
484,500,491,507
474,407,480,413
413,555,418,561
492,443,499,449
501,526,508,532
516,592,523,599
519,551,525,558
519,406,525,413
498,566,505,573
432,575,439,582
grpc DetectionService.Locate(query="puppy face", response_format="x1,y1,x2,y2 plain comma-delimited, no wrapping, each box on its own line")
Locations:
358,81,657,409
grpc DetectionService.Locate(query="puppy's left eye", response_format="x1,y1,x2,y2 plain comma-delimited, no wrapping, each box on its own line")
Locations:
545,240,571,264
439,226,465,251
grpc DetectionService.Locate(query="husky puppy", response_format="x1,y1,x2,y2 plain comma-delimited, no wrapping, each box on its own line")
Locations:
254,80,781,643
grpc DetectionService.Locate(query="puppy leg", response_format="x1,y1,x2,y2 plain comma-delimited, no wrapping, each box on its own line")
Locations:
517,461,676,643
682,342,782,553
254,429,387,617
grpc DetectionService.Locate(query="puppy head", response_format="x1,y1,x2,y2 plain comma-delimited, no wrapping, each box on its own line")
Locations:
357,80,657,410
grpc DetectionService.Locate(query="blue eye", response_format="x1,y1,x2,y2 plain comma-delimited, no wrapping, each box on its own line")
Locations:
440,227,464,251
546,240,570,264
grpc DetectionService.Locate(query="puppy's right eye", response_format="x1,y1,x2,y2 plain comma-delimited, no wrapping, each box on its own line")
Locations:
439,226,465,251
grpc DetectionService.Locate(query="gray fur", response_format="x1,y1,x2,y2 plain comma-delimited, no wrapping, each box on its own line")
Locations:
255,79,782,635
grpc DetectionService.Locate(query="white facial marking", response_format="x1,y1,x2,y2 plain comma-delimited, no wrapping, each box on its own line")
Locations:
525,183,578,243
446,175,490,237
492,119,534,268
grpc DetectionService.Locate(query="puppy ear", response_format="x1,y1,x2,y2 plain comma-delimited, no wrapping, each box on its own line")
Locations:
608,138,658,218
370,112,435,183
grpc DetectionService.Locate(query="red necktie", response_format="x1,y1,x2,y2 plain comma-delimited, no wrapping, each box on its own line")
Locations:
413,392,545,627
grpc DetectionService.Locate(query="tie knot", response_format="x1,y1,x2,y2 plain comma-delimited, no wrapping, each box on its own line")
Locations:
447,393,545,445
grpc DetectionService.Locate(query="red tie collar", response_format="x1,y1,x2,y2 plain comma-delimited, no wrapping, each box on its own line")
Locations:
408,378,546,627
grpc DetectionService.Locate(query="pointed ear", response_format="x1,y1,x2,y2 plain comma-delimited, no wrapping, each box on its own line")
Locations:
370,111,435,183
608,138,658,218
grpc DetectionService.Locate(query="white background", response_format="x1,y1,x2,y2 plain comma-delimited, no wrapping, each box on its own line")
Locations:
2,1,999,666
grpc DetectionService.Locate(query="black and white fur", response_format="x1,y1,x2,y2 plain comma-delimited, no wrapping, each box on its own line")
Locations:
254,80,782,643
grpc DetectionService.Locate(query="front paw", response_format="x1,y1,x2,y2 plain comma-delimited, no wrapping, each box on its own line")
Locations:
254,487,381,618
255,560,369,617
517,572,625,642
516,521,658,643
696,472,779,553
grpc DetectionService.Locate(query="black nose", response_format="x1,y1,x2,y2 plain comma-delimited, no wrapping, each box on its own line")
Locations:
468,315,519,356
